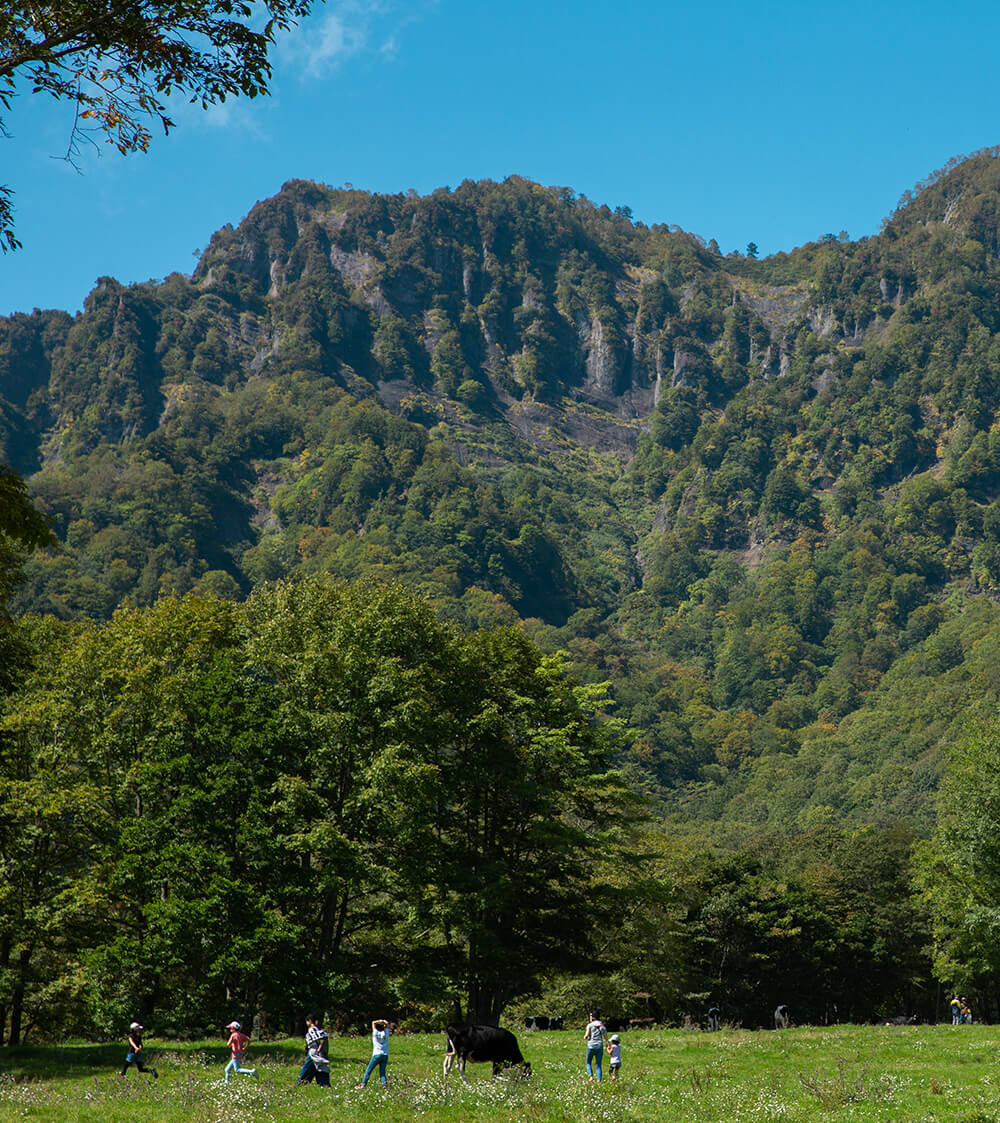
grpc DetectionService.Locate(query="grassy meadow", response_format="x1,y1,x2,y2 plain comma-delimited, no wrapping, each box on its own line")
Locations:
2,1023,1000,1122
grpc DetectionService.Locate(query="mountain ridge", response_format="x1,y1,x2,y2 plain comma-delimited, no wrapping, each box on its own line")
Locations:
8,153,1000,831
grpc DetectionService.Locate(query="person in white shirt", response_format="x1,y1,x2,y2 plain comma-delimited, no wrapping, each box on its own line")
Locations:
608,1033,621,1079
356,1018,391,1088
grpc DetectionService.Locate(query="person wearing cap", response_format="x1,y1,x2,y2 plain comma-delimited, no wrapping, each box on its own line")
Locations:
608,1033,622,1080
120,1021,158,1079
296,1013,330,1087
224,1020,257,1083
583,1011,609,1082
356,1019,391,1089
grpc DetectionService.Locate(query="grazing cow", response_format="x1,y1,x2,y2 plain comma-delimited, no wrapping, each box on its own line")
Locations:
444,1024,531,1081
882,1015,917,1026
524,1016,564,1031
774,1005,790,1030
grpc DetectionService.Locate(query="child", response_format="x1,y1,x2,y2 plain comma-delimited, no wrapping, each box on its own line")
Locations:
224,1020,257,1083
296,1013,330,1087
608,1033,622,1079
356,1019,391,1088
120,1021,158,1078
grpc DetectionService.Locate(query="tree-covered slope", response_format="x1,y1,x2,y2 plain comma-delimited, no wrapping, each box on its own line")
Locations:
7,151,1000,832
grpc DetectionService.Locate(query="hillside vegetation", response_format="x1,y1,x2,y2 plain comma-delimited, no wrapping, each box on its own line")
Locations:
7,150,1000,1034
7,152,1000,825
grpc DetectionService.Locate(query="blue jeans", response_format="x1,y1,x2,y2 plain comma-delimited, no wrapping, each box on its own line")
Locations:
225,1056,255,1082
362,1053,388,1086
586,1046,603,1080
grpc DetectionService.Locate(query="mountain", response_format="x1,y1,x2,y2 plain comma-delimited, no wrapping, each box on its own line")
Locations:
7,149,1000,834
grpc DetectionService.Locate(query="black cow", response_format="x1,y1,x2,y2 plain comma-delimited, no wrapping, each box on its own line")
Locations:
524,1016,564,1031
604,1017,630,1033
444,1024,531,1081
882,1015,917,1026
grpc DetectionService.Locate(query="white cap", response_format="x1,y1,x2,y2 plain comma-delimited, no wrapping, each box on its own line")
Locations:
130,1022,142,1030
227,1021,241,1030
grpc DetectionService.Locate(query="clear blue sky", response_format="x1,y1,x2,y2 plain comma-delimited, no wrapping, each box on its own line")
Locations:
1,0,998,316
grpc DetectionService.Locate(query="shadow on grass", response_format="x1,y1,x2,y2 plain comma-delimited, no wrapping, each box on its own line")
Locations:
0,1039,361,1083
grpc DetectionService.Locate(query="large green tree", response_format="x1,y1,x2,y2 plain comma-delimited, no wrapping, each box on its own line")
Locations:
1,577,628,1039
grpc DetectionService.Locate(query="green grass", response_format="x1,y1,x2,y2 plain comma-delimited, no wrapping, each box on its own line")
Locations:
1,1024,999,1121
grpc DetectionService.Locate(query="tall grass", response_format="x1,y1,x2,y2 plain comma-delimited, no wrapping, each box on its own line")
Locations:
1,1024,999,1121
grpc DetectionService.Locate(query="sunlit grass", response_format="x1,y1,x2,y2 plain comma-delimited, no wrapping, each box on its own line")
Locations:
2,1024,1000,1121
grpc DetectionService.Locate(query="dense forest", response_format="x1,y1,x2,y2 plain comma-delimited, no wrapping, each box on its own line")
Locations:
7,150,1000,1040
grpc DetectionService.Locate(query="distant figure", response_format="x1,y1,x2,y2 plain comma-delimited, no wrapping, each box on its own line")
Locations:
224,1020,256,1082
608,1033,622,1080
707,1007,721,1032
949,995,961,1025
774,1005,790,1030
961,997,973,1024
296,1013,330,1086
120,1021,157,1079
356,1018,391,1089
253,1011,263,1041
583,1011,610,1082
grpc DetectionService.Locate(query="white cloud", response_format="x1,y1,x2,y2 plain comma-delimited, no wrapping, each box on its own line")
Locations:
165,91,271,140
278,0,437,80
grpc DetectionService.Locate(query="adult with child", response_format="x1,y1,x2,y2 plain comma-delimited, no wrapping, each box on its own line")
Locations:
356,1018,391,1089
120,1021,157,1079
224,1020,257,1083
296,1013,331,1087
583,1011,610,1082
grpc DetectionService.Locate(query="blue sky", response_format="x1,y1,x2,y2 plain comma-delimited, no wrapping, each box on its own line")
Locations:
2,0,998,316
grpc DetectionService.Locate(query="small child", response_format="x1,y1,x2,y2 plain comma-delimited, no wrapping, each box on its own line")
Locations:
120,1021,158,1079
608,1033,622,1080
224,1020,257,1083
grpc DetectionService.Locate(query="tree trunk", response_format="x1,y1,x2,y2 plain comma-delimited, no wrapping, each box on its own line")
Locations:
465,979,503,1027
8,947,31,1046
0,936,9,1046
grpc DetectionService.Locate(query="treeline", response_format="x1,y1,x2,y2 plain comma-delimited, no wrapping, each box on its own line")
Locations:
4,575,994,1044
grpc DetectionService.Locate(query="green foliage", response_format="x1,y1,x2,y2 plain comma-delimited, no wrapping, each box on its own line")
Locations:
0,577,627,1040
10,157,1000,1014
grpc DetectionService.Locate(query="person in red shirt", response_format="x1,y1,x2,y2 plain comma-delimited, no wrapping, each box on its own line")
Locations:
224,1020,257,1083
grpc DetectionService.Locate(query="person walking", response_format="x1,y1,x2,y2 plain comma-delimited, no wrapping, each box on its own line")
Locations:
224,1020,257,1083
583,1011,609,1082
356,1019,391,1089
950,994,962,1025
120,1021,158,1078
608,1033,622,1080
296,1013,330,1087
